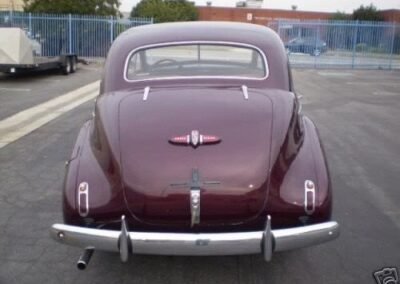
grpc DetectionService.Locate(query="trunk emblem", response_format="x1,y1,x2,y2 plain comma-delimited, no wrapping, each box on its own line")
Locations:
191,130,200,146
169,130,221,147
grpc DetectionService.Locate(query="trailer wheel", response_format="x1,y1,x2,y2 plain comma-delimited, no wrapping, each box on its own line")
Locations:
62,59,71,75
70,57,77,73
311,48,321,57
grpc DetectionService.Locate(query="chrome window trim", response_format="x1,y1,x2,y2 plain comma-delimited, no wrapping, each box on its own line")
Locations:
123,41,270,83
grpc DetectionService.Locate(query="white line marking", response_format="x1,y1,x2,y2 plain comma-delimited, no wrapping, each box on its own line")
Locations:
0,81,99,129
0,87,31,92
346,82,400,86
0,81,100,149
80,67,102,71
39,79,61,83
373,91,399,96
318,72,353,77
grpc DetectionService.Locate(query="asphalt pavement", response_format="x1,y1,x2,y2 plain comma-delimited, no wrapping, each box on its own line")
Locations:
0,67,399,283
0,64,102,120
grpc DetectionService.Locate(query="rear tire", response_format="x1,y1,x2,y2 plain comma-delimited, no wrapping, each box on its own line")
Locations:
311,48,321,57
70,56,77,73
62,58,71,75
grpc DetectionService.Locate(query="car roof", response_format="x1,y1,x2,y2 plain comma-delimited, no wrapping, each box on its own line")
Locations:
101,21,290,93
120,21,278,45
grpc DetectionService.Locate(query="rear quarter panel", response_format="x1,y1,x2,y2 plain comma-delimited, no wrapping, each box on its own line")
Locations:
267,115,332,228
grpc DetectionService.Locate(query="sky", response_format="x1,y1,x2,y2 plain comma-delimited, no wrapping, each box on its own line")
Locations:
120,0,400,13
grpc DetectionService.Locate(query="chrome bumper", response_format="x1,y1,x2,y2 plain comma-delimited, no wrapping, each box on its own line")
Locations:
50,216,339,262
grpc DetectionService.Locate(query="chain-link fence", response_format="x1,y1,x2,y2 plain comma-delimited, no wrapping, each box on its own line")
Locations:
0,11,153,58
269,19,400,69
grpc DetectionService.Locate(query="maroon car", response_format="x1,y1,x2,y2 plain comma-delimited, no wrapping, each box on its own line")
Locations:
51,22,339,269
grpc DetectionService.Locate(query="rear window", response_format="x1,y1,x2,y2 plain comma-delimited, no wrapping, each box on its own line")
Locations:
125,43,267,81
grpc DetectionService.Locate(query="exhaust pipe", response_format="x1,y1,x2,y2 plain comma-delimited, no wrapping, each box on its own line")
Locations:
77,249,94,270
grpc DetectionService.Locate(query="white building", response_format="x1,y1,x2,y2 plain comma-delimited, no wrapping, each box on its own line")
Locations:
0,0,24,11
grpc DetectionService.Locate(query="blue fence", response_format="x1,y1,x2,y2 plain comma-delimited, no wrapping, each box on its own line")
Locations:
269,19,400,69
0,11,153,58
1,12,399,69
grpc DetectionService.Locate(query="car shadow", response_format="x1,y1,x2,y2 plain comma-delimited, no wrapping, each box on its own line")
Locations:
0,69,66,82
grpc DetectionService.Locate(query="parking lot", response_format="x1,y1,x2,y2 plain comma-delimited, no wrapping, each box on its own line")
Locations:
289,52,400,69
0,67,399,283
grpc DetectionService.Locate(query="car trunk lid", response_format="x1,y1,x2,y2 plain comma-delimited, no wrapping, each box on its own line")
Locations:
119,87,273,227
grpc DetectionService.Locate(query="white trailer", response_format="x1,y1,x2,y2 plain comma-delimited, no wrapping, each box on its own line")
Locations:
0,27,78,75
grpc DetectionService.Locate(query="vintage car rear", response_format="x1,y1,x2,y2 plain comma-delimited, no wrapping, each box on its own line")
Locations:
50,22,339,269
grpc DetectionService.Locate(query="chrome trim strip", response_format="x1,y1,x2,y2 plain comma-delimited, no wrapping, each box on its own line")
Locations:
77,182,89,217
241,85,249,100
298,102,303,114
304,180,316,215
190,189,201,227
297,93,303,114
143,86,150,101
123,41,269,83
50,221,339,258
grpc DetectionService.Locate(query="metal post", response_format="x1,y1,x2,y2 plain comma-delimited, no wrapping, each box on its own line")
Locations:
314,20,320,68
68,14,72,54
110,16,114,44
351,20,358,69
9,9,13,26
388,23,396,70
277,19,281,38
28,13,32,36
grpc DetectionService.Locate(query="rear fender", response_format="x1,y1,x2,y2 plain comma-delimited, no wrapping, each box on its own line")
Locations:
267,116,332,227
63,120,125,226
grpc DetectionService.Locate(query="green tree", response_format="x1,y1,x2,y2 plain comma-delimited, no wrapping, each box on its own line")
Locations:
327,11,353,50
23,0,121,16
352,4,384,21
130,0,198,22
330,11,350,21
